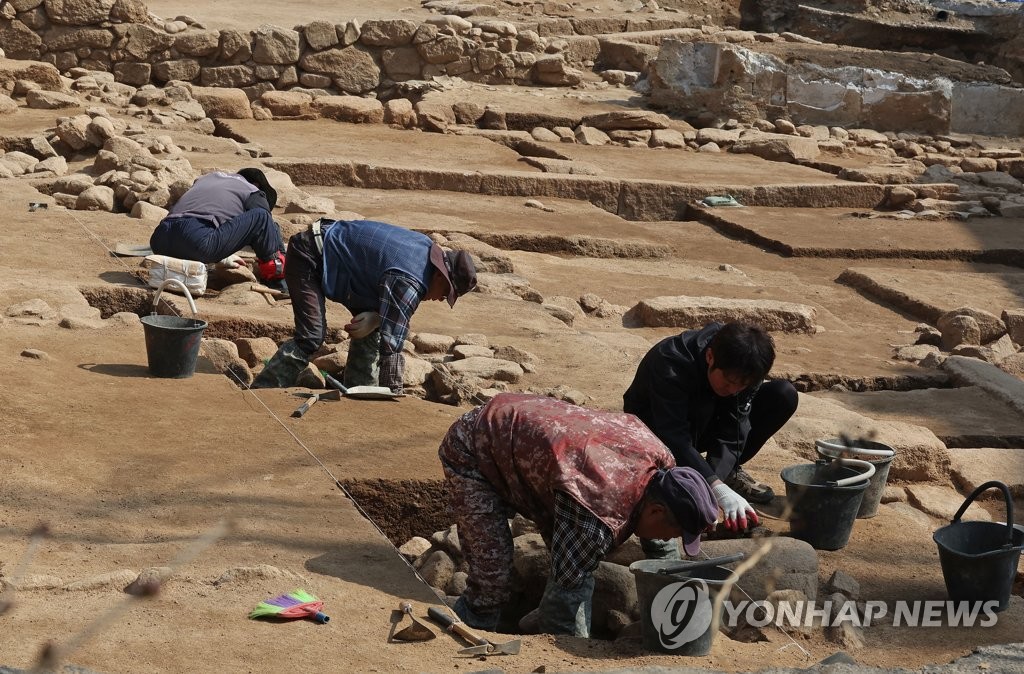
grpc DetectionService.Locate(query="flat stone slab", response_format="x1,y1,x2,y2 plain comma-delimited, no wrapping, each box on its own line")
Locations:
694,206,1024,265
556,142,841,185
627,295,817,332
949,448,1024,499
838,267,1024,324
942,355,1024,416
817,386,1024,448
905,484,993,522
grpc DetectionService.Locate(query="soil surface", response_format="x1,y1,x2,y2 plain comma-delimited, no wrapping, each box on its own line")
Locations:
1,1,1024,672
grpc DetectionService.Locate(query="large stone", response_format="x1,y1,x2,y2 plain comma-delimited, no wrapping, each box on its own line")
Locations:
253,24,300,65
130,200,168,221
938,315,981,351
593,561,639,626
629,296,816,333
109,0,147,21
419,550,455,591
260,90,312,117
43,26,113,51
447,357,523,383
26,89,80,109
512,533,549,583
942,355,1024,417
581,110,670,131
381,46,421,81
44,0,114,25
412,333,455,354
359,19,417,46
949,448,1024,499
200,65,255,88
75,185,115,211
398,536,431,561
1003,309,1024,346
304,20,338,51
192,87,253,119
218,28,252,63
575,125,610,146
153,59,200,83
700,537,819,601
123,24,175,60
299,46,380,93
774,394,951,483
730,133,820,163
403,356,434,386
906,484,992,522
474,272,542,303
0,18,42,59
937,307,1006,344
313,95,384,124
977,171,1023,193
417,35,463,64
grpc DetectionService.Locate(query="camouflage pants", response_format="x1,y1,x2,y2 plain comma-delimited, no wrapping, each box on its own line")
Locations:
438,406,513,616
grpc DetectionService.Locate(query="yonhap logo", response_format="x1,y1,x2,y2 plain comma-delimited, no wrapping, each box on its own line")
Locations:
650,578,714,649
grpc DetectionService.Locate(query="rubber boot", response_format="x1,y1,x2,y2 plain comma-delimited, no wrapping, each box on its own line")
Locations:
343,330,380,387
250,339,310,388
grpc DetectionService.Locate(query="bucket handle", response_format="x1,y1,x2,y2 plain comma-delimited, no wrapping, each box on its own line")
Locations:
151,279,199,318
951,480,1015,547
655,552,746,576
824,457,876,487
816,439,894,459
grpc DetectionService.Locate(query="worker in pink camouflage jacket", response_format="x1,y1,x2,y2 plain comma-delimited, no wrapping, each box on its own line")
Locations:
438,393,720,637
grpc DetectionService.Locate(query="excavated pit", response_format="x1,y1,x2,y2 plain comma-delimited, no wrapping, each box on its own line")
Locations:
340,478,450,547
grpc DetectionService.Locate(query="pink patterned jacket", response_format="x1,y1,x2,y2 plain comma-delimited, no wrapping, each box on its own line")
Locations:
470,393,676,545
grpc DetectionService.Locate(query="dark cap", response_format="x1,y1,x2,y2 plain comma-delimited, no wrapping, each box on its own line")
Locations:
651,467,719,556
429,244,477,307
237,167,277,211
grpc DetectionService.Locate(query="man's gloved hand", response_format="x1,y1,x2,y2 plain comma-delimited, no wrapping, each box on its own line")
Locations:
218,254,247,269
712,483,759,532
345,311,381,339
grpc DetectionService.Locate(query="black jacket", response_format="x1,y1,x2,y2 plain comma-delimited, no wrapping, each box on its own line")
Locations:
623,323,757,482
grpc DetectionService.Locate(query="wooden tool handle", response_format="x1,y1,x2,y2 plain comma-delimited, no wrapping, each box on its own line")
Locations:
451,621,488,646
291,396,319,418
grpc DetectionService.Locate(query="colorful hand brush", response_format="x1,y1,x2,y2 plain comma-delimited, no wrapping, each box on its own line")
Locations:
249,589,330,624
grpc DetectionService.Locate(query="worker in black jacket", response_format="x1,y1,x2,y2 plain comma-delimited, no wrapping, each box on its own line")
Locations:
623,322,798,534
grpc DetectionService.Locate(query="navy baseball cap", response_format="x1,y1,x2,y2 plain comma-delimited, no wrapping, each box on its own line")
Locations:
652,467,719,556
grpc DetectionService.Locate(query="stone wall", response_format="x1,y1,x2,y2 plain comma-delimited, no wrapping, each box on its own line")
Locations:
647,39,1024,136
0,0,603,97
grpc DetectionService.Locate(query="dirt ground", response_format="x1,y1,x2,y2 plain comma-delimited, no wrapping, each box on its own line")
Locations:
2,2,1024,672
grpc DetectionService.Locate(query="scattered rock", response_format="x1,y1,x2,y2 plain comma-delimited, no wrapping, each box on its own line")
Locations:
430,524,462,558
124,566,173,595
20,349,50,359
295,362,325,389
235,337,280,368
700,537,819,601
6,299,56,320
447,571,468,596
398,536,432,561
825,570,860,600
447,357,523,383
937,306,1005,344
938,314,981,351
412,333,456,354
420,550,455,591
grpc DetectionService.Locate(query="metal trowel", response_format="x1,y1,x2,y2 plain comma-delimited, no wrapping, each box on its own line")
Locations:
390,602,436,642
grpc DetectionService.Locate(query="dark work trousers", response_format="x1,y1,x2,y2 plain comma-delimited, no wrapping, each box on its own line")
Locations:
285,229,328,357
714,379,799,474
149,209,283,263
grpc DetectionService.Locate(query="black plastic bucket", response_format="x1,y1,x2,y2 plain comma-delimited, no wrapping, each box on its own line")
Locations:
630,560,736,656
141,279,207,379
933,480,1024,612
816,438,896,519
781,461,871,551
141,314,207,378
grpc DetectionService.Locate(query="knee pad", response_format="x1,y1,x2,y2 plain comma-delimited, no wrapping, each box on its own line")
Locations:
258,251,286,281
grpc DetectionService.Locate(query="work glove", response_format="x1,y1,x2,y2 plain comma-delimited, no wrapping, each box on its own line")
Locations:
345,311,382,340
712,483,759,532
218,254,247,269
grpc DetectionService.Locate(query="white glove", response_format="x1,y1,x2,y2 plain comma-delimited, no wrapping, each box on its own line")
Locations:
345,311,382,339
712,483,759,532
218,254,246,269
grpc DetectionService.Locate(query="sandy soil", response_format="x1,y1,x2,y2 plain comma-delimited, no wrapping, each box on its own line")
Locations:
1,5,1024,670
